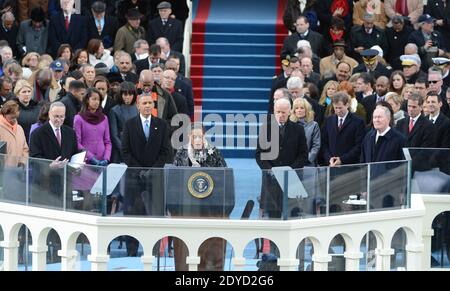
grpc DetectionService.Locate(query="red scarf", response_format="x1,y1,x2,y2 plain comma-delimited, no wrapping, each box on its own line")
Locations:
330,29,344,42
395,0,408,16
331,0,350,17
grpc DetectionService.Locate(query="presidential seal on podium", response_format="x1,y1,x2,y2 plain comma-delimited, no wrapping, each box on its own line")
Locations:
188,171,214,199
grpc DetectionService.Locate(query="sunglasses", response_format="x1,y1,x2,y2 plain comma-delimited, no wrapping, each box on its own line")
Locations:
428,80,441,84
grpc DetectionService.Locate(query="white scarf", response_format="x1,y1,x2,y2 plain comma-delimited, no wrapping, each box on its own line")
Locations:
187,138,211,167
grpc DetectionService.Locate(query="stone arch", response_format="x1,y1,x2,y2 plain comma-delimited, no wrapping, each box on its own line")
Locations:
107,235,144,271
197,236,233,271
296,236,319,271
359,230,383,271
328,233,352,271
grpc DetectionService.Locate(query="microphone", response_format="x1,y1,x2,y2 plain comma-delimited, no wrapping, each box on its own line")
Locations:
241,200,254,219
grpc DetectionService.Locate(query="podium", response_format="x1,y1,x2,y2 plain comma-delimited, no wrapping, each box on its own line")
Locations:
165,166,235,217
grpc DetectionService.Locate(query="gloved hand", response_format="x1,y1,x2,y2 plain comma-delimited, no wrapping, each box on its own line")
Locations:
89,157,101,165
98,160,108,166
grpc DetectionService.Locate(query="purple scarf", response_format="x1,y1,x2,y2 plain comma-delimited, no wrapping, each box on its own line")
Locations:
79,109,105,125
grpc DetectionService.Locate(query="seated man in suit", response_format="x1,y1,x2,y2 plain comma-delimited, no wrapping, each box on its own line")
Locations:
256,98,308,219
29,101,79,208
121,93,172,256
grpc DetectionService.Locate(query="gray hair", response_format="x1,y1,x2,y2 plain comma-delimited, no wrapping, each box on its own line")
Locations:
274,97,291,110
133,39,148,50
404,43,418,55
286,76,303,90
2,11,14,22
50,101,66,111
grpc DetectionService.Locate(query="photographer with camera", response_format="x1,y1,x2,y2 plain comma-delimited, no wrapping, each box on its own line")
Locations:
408,14,447,70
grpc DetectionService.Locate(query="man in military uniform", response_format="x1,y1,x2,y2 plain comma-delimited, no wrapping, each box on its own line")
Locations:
353,48,391,79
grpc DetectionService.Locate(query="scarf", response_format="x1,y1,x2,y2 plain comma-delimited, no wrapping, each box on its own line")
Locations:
0,114,17,133
395,0,408,16
329,29,344,42
331,0,350,17
79,109,105,125
187,138,212,167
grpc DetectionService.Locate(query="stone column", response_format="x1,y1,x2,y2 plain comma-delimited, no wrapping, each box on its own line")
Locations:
58,250,79,271
88,254,109,271
29,245,47,271
141,256,154,271
421,229,434,270
375,248,394,271
0,240,19,271
278,258,299,271
344,251,363,271
406,244,424,271
186,256,200,271
312,254,332,271
231,257,246,271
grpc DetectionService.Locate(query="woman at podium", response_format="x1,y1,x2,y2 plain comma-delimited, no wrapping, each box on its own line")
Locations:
172,123,227,271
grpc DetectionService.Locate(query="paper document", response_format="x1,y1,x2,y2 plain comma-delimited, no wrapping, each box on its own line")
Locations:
272,166,308,199
69,151,86,169
90,163,128,195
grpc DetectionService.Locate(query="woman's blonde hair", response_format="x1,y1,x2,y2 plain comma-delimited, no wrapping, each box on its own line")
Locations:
319,80,339,105
13,79,33,96
21,52,40,67
400,84,415,100
290,97,314,123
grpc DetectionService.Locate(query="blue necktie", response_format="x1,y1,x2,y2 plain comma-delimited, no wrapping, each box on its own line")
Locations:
144,120,150,140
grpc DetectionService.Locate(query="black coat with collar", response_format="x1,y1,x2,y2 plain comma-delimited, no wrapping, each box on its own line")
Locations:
30,122,78,160
48,12,88,57
280,30,325,59
86,15,120,49
146,16,184,52
395,115,437,147
432,113,450,148
134,58,166,76
121,115,172,167
322,112,366,165
60,93,81,128
361,128,406,163
256,119,308,170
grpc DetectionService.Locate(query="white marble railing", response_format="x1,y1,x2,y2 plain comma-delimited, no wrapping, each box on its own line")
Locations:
1,194,448,271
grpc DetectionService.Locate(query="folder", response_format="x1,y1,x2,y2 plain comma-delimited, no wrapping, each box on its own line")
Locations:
272,166,308,199
90,163,128,195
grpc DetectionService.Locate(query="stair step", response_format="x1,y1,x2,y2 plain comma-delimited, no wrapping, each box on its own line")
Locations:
202,98,268,111
194,22,286,34
194,87,270,100
191,76,273,88
191,54,277,66
193,42,281,55
191,65,278,77
192,32,278,44
219,148,256,159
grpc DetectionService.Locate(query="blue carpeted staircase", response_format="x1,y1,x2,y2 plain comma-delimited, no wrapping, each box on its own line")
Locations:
191,0,287,158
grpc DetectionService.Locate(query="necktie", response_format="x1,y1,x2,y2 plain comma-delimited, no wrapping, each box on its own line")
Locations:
430,118,435,124
279,124,285,141
338,118,344,131
97,20,102,35
409,118,414,133
162,19,167,26
65,16,69,31
144,120,150,140
56,128,61,146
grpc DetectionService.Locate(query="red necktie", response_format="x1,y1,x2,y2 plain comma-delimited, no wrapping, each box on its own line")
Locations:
65,16,69,31
338,118,344,131
56,128,61,146
408,118,414,133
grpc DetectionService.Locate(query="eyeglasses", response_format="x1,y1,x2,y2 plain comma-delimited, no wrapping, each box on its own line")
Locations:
52,115,65,119
428,80,441,84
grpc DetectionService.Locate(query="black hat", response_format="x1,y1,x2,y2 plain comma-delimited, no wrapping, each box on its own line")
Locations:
91,1,106,13
106,72,123,84
94,62,109,75
30,7,45,22
332,41,346,48
126,8,142,20
360,49,379,58
418,14,435,24
157,1,172,9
